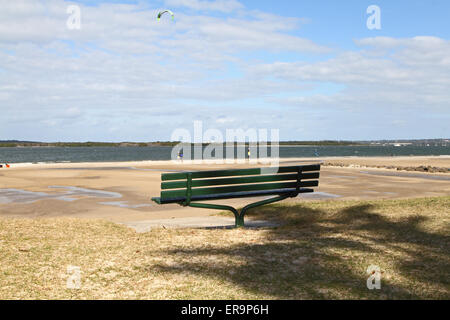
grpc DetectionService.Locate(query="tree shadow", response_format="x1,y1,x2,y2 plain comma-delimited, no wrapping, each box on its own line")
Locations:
150,202,450,299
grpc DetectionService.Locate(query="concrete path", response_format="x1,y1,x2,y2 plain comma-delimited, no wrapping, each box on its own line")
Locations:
122,216,281,233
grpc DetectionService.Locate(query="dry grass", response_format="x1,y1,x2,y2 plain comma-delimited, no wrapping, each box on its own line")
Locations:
0,196,449,299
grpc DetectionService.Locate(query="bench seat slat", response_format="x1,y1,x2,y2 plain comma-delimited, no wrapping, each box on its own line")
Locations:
161,164,320,181
153,187,314,204
161,172,320,189
161,180,318,199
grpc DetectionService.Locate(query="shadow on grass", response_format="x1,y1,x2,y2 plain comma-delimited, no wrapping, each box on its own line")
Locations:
152,201,450,299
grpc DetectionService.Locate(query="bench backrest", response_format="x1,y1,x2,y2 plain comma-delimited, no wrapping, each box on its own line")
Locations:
157,164,320,204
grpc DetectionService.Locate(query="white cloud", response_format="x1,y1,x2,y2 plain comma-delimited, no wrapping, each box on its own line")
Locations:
250,36,450,111
0,1,448,141
165,0,244,13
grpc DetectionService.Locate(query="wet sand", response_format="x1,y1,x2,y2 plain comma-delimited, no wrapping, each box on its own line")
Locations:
0,156,449,223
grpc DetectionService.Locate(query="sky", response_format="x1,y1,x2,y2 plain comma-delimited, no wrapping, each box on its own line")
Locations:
0,0,449,142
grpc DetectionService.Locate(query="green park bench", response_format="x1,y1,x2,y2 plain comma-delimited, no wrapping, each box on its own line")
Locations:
152,164,321,227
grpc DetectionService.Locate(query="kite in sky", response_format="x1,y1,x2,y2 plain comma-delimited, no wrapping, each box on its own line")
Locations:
157,10,174,21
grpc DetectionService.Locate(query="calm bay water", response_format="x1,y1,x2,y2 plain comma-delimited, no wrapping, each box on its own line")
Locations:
0,145,449,164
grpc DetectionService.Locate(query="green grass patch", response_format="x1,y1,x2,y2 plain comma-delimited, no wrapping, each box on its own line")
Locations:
0,196,449,299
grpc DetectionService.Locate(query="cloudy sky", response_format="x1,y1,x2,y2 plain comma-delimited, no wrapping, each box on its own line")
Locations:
0,0,449,142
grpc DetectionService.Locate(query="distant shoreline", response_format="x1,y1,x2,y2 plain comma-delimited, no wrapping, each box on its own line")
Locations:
0,142,366,148
1,139,448,148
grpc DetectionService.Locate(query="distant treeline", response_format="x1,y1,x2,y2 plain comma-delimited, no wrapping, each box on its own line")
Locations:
0,140,363,147
0,141,178,147
1,139,446,148
279,141,361,146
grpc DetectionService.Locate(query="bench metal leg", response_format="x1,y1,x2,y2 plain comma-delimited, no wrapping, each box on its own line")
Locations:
187,202,241,227
238,194,291,227
187,194,293,228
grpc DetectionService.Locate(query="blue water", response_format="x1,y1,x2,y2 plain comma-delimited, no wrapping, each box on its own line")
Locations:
0,145,449,164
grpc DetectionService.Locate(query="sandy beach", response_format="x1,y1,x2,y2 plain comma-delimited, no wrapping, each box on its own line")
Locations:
2,156,449,300
1,156,449,224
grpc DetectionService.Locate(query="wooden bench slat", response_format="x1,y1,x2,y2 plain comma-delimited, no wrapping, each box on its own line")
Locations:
161,172,320,189
154,187,314,204
152,164,321,227
161,164,320,181
160,180,318,199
